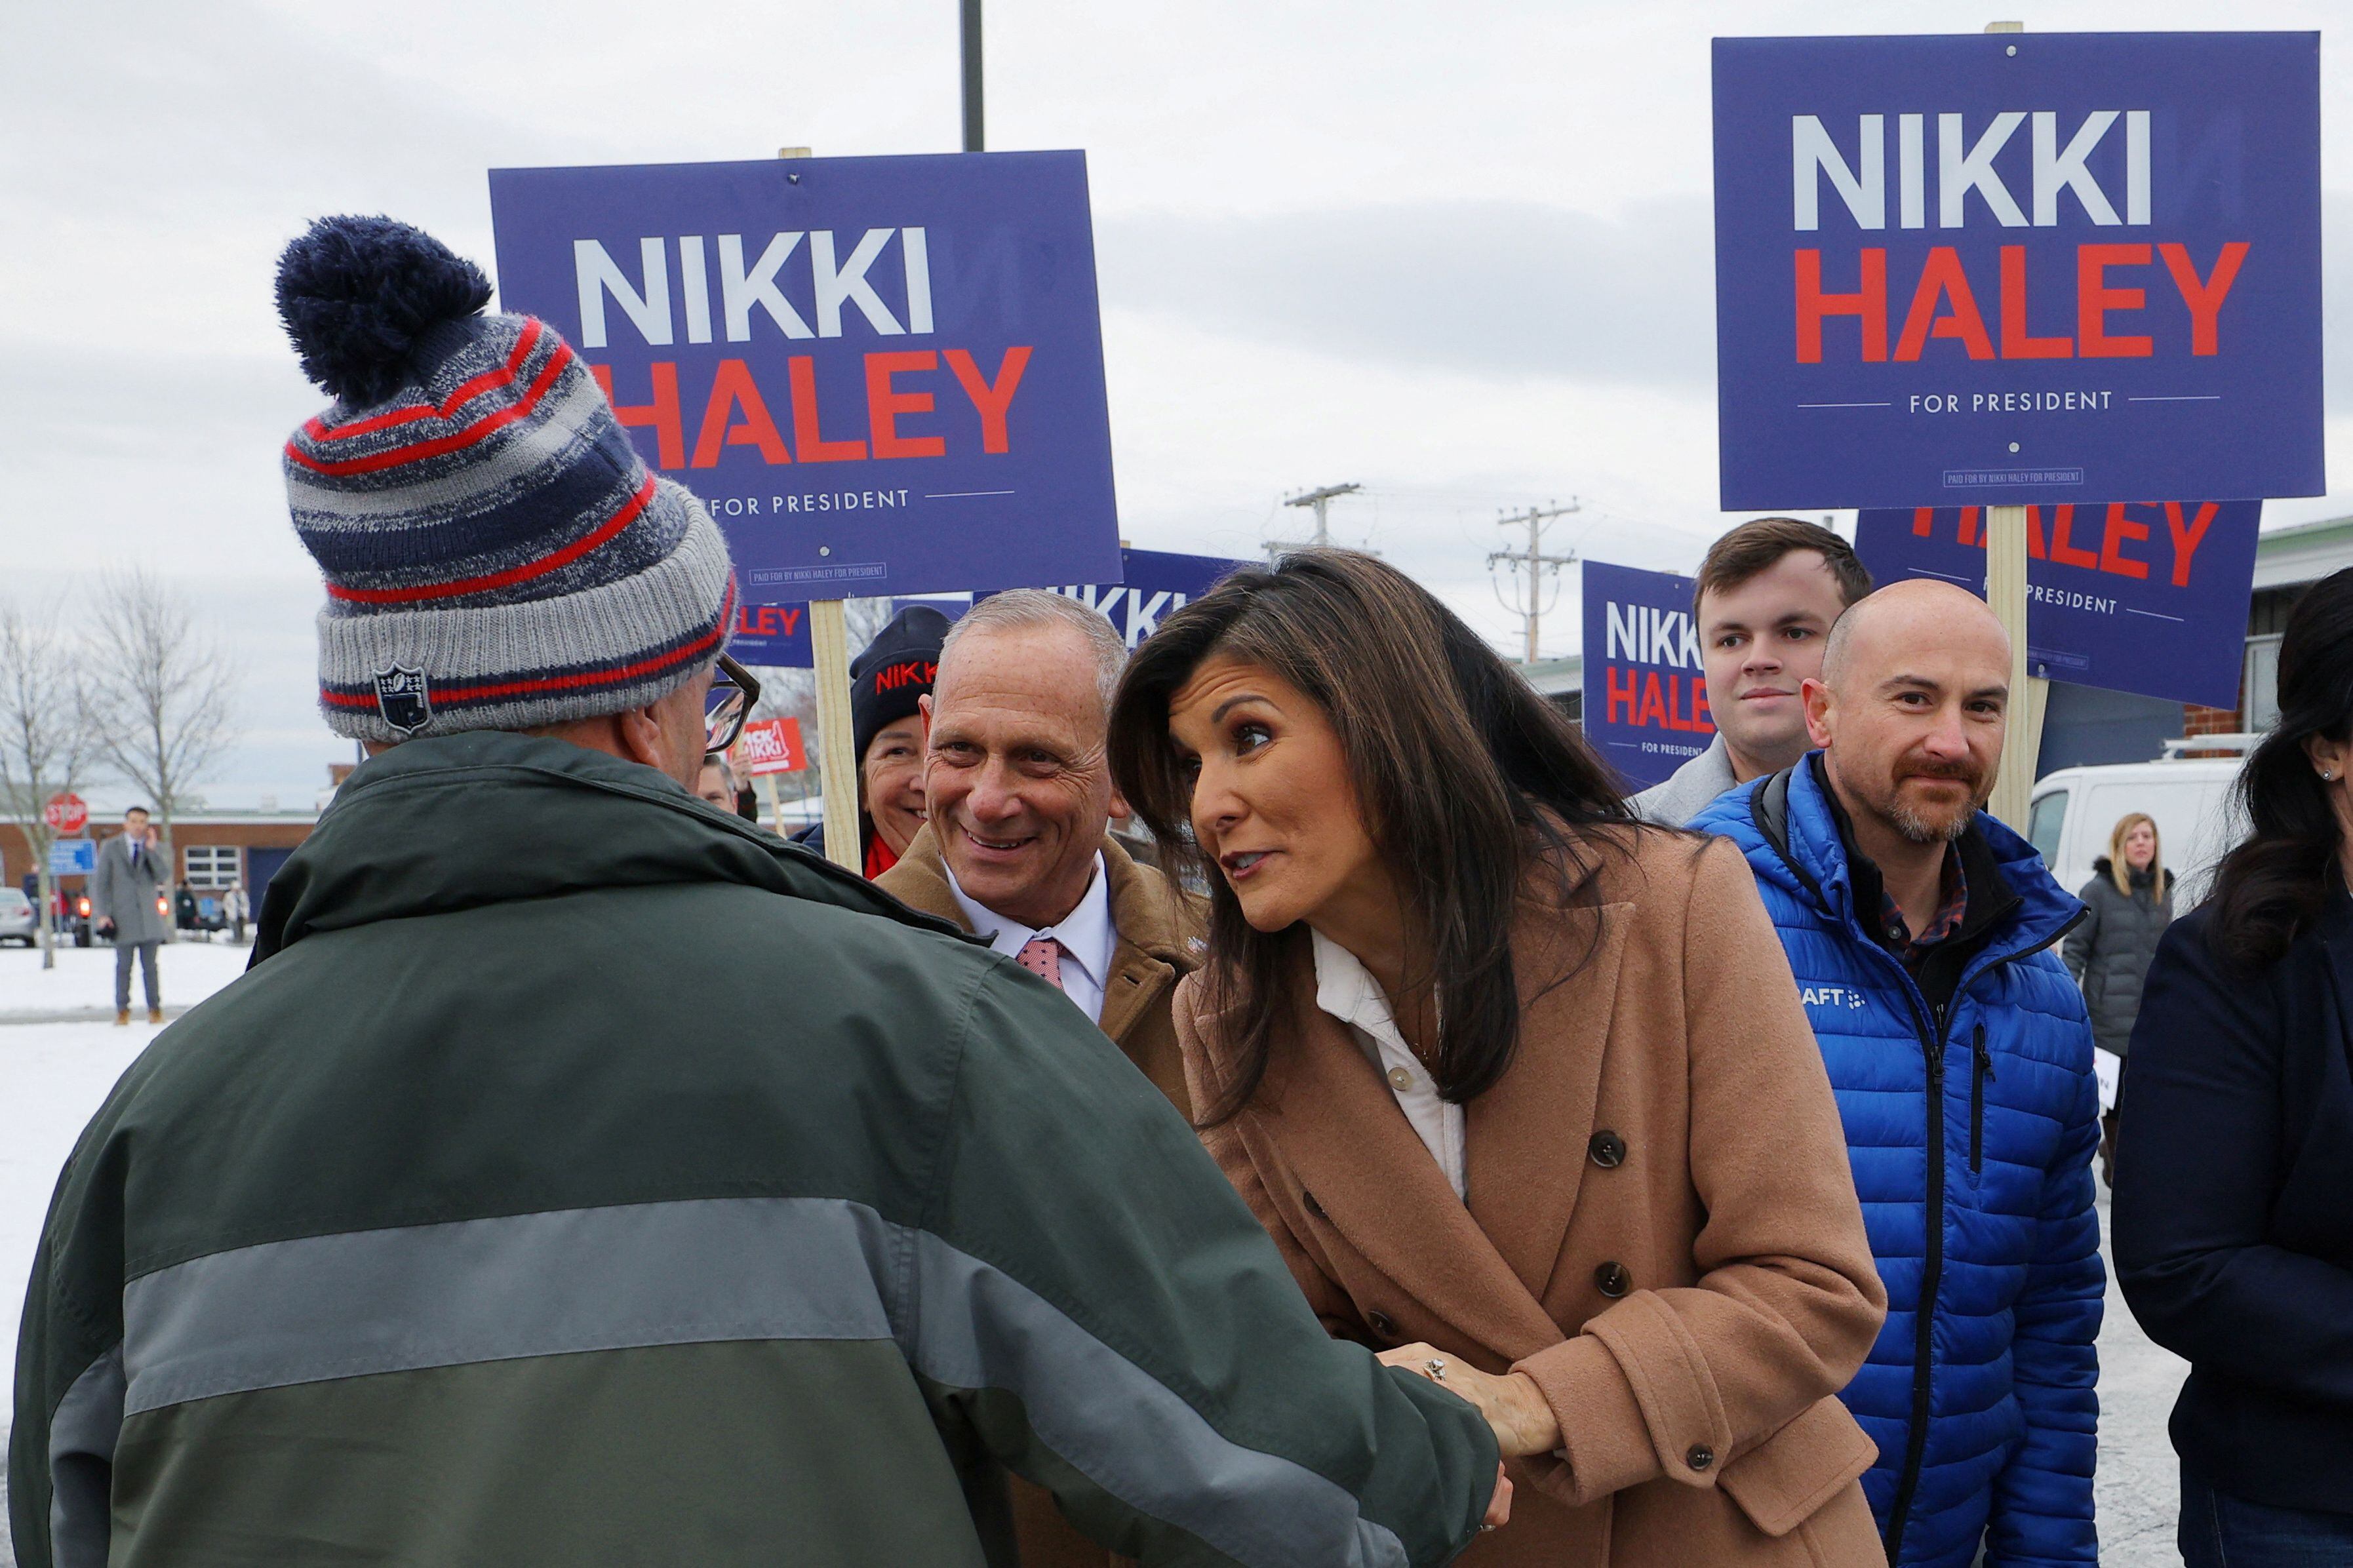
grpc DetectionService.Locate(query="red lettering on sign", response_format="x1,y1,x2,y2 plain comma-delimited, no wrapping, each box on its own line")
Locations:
691,359,791,467
2078,244,2154,358
1691,680,1715,735
1998,246,2072,359
1637,671,1669,729
1606,665,1637,725
2158,243,2249,357
1911,507,1937,538
1958,507,1983,547
2164,502,2219,588
1895,247,1995,363
2100,503,2152,581
866,351,947,460
2047,505,2101,570
945,347,1033,454
593,363,685,469
1795,249,1888,364
788,356,867,462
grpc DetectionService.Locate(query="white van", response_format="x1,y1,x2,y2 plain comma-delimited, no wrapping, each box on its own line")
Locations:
2025,743,2251,908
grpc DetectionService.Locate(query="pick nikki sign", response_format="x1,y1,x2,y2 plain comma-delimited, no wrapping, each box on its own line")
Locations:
1855,500,2259,709
488,152,1122,600
1712,32,2322,509
1581,561,1717,793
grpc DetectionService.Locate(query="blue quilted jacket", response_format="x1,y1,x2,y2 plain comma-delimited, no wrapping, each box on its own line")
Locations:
1691,758,2103,1568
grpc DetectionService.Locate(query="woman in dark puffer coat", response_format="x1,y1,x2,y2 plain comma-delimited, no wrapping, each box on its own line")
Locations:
2062,813,2172,1182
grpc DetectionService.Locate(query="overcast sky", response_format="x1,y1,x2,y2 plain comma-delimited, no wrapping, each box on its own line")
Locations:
6,0,2349,805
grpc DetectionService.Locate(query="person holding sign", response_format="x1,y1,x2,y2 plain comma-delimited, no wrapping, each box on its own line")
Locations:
1691,581,2101,1568
1634,518,1871,826
2114,568,2353,1565
789,603,949,877
8,218,1510,1568
1109,551,1889,1567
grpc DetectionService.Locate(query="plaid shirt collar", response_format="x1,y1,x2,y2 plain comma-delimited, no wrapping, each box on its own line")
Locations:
1880,846,1968,969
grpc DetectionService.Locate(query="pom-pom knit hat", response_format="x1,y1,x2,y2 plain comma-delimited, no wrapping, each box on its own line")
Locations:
275,214,734,743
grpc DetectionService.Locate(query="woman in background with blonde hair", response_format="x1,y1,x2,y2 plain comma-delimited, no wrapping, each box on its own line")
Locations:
2062,811,2173,1183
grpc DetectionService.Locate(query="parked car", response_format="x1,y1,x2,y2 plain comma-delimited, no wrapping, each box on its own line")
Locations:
0,887,35,946
2027,742,2251,907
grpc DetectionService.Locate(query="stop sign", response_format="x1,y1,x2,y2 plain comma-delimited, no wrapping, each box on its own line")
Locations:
43,792,87,834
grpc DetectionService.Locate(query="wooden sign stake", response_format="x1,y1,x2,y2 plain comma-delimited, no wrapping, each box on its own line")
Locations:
1977,24,2049,834
775,144,863,872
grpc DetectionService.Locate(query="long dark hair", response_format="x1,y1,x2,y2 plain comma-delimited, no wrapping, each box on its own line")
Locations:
2206,566,2353,972
1107,550,1637,1124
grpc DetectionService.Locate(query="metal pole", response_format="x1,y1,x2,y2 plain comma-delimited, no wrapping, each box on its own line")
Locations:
960,0,985,152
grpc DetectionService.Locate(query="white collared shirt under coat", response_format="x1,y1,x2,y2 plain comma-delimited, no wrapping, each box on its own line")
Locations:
1310,927,1467,1200
946,853,1117,1025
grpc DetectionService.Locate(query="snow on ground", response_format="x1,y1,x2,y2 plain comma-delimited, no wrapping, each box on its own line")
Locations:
0,937,253,1019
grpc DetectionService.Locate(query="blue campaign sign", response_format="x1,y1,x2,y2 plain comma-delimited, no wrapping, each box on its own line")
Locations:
1040,547,1249,648
1581,561,1717,791
1855,500,2259,707
728,595,970,667
487,152,1124,600
1713,32,2322,510
49,838,94,876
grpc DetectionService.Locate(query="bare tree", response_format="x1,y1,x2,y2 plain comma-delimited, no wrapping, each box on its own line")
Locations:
0,601,96,970
85,570,239,911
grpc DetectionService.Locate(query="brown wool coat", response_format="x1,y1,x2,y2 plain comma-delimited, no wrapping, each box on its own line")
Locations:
878,824,1204,1568
1176,829,1891,1568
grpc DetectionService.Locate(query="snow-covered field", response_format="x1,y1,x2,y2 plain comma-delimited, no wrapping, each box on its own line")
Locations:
0,941,254,1383
0,937,253,1019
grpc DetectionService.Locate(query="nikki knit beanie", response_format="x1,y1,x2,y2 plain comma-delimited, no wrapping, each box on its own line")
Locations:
850,604,954,764
275,214,735,743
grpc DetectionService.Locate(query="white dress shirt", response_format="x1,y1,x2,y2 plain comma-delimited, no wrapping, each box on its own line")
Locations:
946,853,1117,1025
1310,928,1467,1200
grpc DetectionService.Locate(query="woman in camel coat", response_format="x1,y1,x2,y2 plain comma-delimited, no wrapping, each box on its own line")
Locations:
1108,551,1889,1567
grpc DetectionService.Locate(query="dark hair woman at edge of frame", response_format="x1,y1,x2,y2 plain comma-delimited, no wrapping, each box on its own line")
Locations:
1104,549,1891,1567
2112,564,2353,1566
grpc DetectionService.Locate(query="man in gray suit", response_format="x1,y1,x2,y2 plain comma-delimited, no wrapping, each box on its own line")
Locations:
92,804,168,1025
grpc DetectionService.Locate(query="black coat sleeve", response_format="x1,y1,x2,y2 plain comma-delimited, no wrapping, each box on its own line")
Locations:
2111,917,2353,1408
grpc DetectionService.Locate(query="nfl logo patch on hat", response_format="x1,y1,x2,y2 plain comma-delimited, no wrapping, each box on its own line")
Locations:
372,665,433,735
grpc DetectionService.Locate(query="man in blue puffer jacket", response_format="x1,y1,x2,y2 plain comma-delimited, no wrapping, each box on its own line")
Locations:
1691,581,2102,1568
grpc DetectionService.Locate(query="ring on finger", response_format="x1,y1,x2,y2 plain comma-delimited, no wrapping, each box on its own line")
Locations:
1423,1357,1448,1381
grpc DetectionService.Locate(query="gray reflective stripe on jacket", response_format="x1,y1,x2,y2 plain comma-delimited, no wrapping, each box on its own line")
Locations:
46,1346,123,1568
120,1196,1409,1568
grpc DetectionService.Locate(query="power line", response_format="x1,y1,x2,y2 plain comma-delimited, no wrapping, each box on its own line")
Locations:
1265,482,1362,562
1488,500,1581,663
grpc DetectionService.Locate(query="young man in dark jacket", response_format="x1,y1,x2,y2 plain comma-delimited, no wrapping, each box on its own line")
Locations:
1691,581,2102,1568
9,216,1503,1568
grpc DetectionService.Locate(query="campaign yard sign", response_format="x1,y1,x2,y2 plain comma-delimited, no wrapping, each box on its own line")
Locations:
1713,32,2322,510
728,595,969,667
488,152,1123,600
1581,561,1716,791
1855,500,2258,708
1038,548,1249,649
738,717,808,775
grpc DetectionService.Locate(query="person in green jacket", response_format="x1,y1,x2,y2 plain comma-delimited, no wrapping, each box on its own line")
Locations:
8,216,1503,1568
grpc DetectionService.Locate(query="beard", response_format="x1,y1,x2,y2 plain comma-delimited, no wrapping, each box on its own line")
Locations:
1833,753,1991,845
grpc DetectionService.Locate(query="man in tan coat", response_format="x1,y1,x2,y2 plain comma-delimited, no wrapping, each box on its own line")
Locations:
878,590,1205,1568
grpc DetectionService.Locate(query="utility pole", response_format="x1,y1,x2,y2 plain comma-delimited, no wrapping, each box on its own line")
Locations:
1266,482,1361,562
960,0,984,152
1488,500,1581,663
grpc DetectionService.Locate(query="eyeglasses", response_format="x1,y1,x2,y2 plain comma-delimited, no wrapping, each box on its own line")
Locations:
705,654,761,755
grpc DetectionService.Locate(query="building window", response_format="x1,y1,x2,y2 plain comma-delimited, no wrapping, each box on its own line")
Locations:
2242,635,2284,733
183,844,241,889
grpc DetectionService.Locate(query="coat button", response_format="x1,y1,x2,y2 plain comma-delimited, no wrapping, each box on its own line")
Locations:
1588,1131,1626,1168
1687,1443,1714,1472
1368,1310,1398,1342
1594,1262,1631,1299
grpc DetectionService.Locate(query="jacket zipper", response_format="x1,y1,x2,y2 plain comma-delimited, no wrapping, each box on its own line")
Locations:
1882,996,1952,1565
1970,1025,1994,1175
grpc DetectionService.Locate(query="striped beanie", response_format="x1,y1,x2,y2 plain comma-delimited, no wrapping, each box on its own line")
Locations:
275,214,734,743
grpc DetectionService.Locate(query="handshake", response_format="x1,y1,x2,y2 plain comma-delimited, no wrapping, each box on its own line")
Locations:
1381,1341,1565,1532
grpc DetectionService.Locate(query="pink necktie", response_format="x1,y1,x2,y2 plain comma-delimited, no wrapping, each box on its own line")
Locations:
1014,935,1065,990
